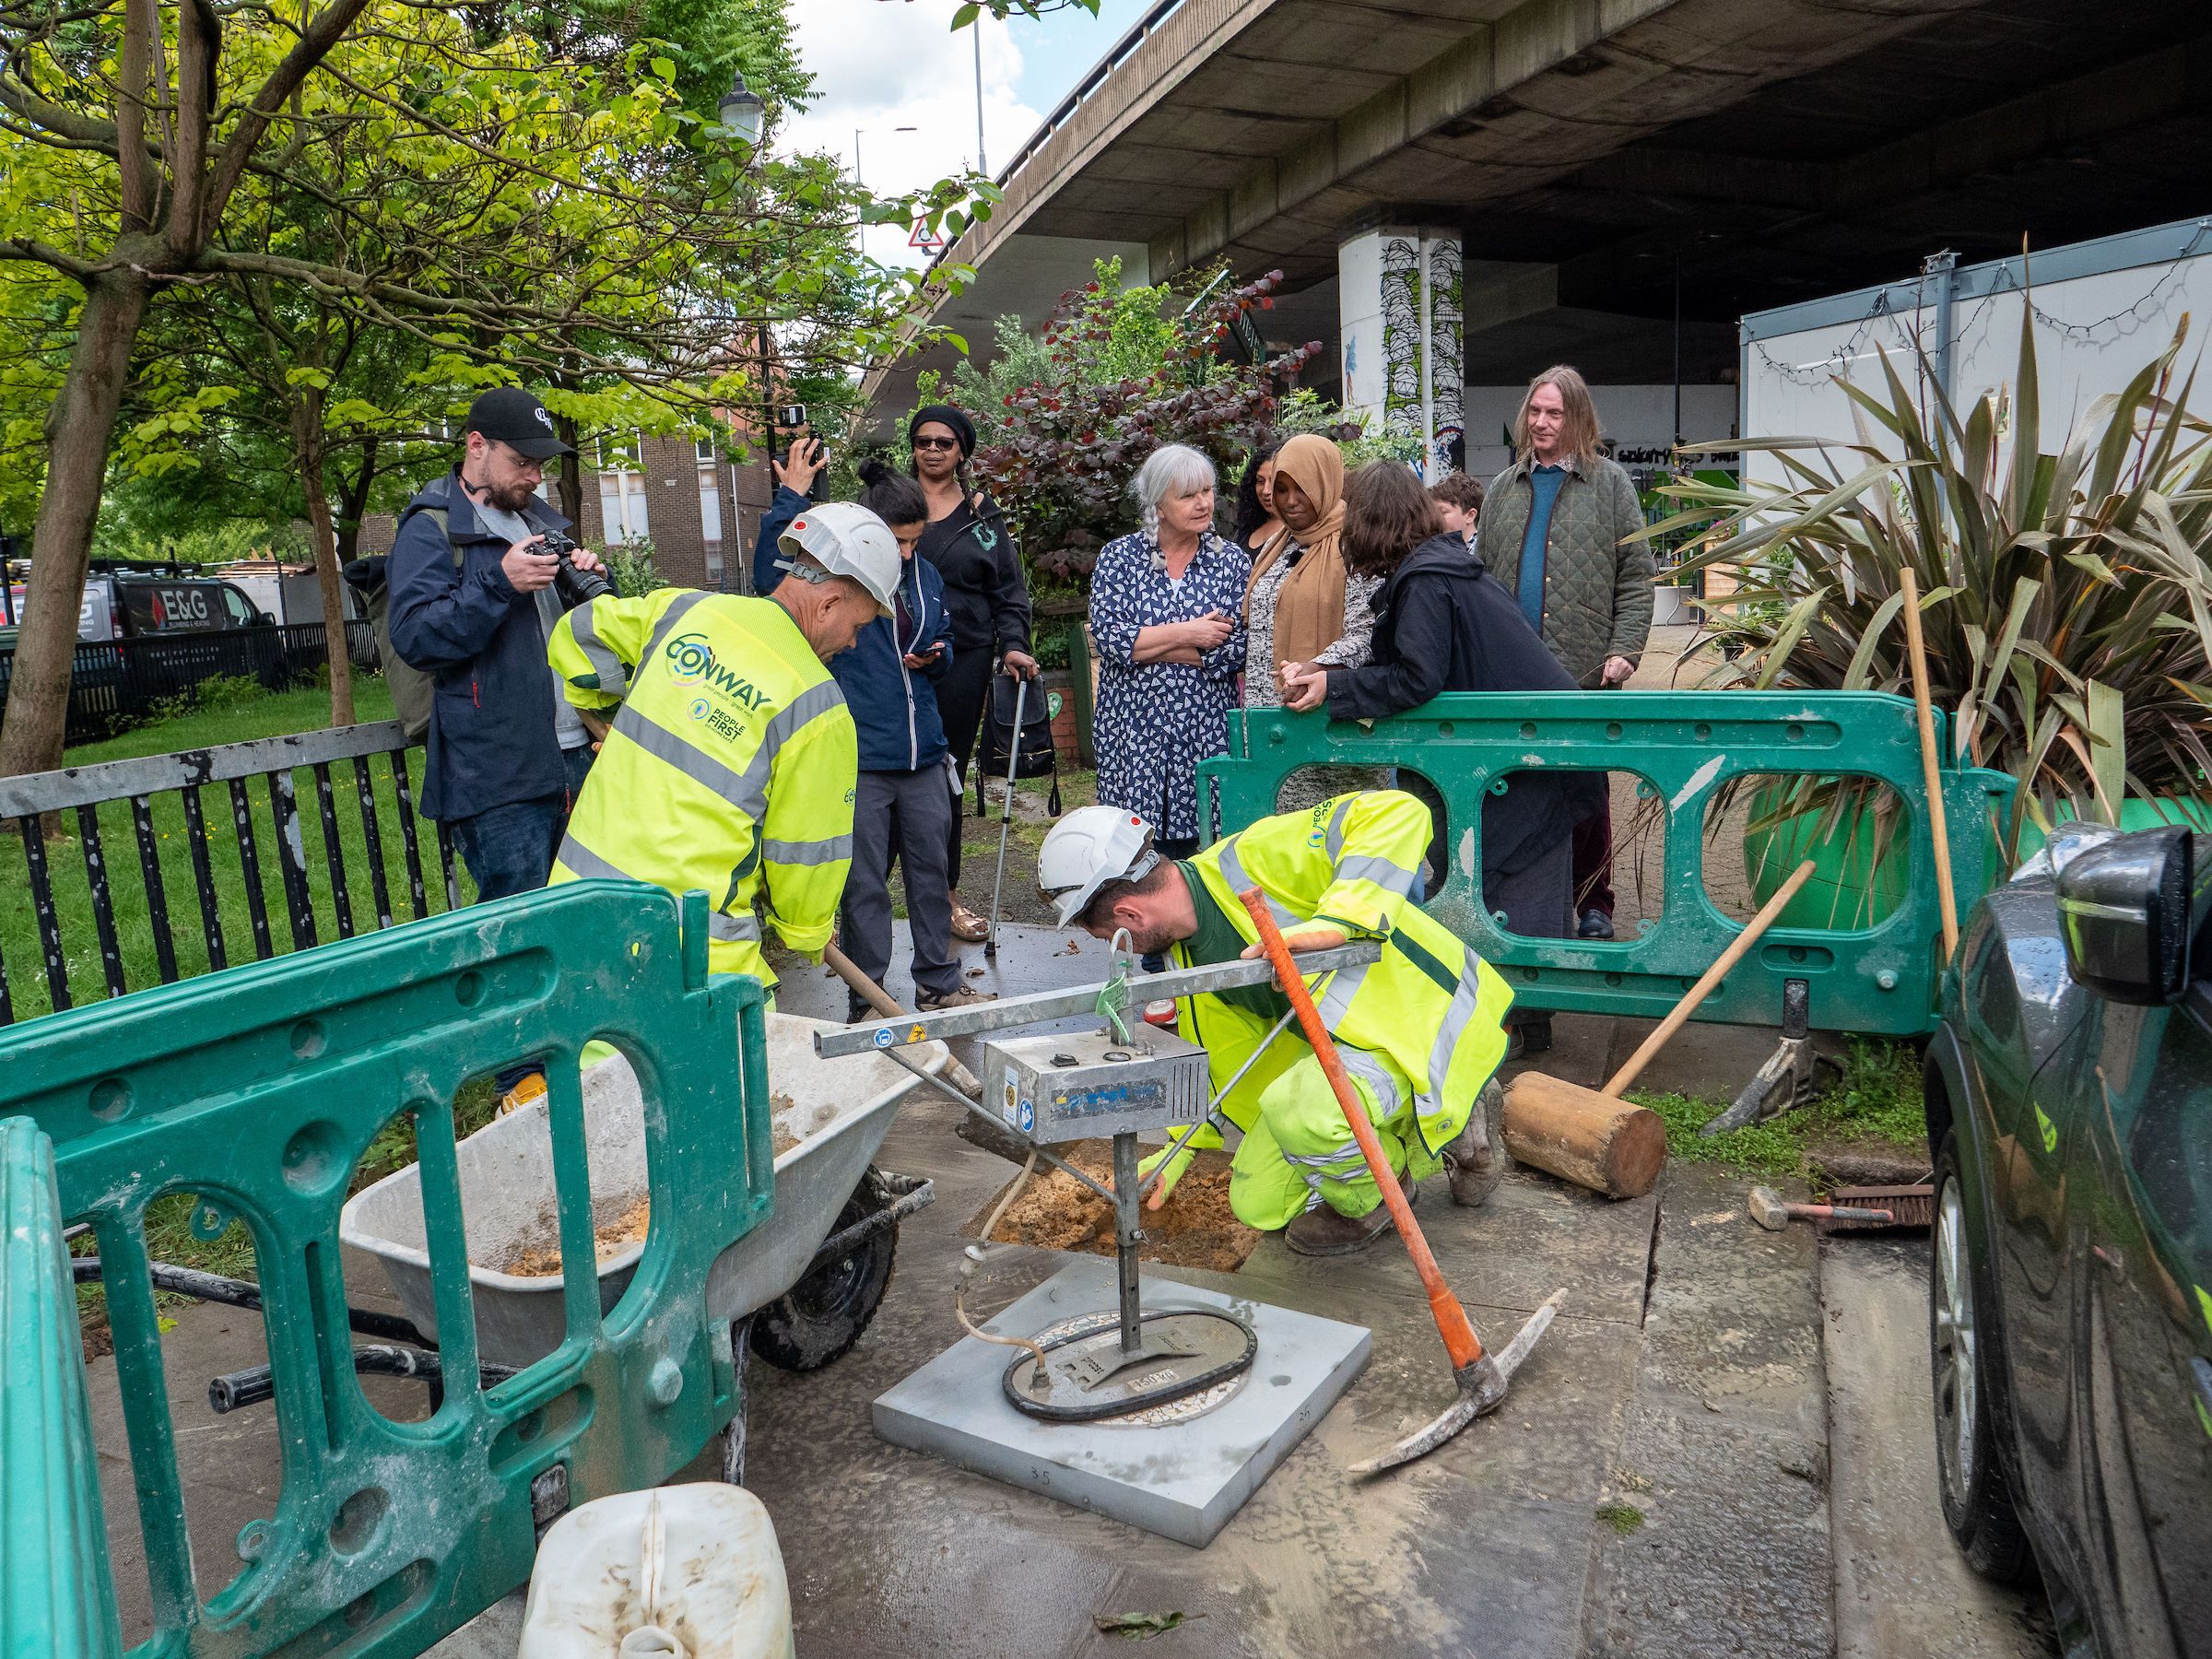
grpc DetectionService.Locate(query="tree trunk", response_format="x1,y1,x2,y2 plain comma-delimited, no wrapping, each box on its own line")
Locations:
0,267,154,779
332,437,379,565
554,410,583,527
291,388,355,726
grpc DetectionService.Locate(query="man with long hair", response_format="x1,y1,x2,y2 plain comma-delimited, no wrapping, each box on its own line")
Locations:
1478,367,1653,971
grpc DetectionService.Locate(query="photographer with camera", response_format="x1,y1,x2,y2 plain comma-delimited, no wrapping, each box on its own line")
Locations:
389,387,609,909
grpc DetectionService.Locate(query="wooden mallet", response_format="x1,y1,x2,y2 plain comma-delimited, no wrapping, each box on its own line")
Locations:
1501,858,1819,1198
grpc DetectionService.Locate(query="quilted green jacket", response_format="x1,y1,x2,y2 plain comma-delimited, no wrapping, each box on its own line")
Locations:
1479,452,1653,688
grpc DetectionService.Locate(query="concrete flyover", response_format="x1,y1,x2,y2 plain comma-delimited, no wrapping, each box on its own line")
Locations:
864,0,2212,476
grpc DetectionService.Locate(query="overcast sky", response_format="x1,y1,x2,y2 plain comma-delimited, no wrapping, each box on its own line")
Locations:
779,0,1151,265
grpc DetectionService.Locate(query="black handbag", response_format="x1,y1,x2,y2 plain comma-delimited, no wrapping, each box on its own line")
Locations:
975,670,1062,818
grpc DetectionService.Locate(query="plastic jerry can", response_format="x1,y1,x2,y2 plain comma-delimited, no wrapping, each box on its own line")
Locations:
518,1484,794,1659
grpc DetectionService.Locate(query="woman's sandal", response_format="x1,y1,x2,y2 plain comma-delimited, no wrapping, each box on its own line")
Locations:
949,900,990,942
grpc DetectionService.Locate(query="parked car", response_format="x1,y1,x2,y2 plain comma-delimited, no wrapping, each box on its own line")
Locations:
8,561,276,641
4,576,113,641
1925,821,2212,1655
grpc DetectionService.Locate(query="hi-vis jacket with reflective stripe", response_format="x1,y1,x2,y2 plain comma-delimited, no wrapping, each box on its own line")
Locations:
547,589,858,990
1172,790,1514,1153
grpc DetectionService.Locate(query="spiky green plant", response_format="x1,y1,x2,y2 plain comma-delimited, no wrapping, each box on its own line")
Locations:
1649,300,2212,868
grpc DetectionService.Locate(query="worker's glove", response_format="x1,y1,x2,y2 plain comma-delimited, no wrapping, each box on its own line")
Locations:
1138,1122,1222,1207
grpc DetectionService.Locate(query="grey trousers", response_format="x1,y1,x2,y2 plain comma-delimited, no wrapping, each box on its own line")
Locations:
842,768,962,1003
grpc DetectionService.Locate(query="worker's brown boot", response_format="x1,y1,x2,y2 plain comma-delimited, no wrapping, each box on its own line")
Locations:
1441,1080,1508,1207
916,984,998,1011
1285,1183,1415,1257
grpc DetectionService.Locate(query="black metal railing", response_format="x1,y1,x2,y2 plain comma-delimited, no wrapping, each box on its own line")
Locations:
0,621,380,746
0,719,460,1026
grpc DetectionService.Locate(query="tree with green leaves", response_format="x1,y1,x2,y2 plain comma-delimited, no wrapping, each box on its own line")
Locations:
0,0,989,770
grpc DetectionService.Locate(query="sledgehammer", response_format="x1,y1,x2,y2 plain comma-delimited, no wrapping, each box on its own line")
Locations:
1239,888,1569,1474
1747,1186,1894,1230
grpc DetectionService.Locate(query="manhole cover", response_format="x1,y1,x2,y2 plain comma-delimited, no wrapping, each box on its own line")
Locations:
1003,1308,1256,1423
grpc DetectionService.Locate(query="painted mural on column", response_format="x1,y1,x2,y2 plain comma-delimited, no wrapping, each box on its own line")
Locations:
1427,238,1464,478
1379,235,1465,478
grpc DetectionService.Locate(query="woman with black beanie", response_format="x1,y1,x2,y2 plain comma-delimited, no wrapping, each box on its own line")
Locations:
909,403,1036,941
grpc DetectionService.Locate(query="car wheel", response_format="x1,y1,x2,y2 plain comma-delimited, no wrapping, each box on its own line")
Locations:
1931,1133,2037,1585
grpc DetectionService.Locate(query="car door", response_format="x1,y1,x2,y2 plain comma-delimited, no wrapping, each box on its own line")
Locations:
2073,983,2212,1657
218,583,265,628
1967,913,2081,1525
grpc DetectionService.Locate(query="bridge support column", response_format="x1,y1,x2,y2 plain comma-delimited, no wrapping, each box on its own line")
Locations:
1338,226,1463,479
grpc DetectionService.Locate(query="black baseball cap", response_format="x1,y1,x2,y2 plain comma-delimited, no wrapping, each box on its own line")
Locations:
465,387,574,460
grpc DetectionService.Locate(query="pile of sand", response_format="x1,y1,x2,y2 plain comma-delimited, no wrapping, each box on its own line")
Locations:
973,1139,1263,1274
502,1195,651,1278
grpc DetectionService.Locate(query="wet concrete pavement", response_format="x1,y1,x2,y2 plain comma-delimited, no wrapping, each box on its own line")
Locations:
1823,1238,2054,1657
94,915,2052,1656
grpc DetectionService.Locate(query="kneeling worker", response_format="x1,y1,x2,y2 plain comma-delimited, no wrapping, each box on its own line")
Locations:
545,505,899,996
1037,791,1513,1256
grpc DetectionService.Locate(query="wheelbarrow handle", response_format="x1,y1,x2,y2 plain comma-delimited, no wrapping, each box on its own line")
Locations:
1235,888,1485,1373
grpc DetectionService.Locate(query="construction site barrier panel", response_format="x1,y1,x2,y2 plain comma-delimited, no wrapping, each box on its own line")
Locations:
1197,691,2015,1038
0,881,770,1659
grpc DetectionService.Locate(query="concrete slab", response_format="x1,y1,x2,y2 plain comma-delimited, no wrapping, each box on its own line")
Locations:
1822,1236,2056,1657
1582,1160,1835,1659
420,1589,526,1657
874,1256,1370,1547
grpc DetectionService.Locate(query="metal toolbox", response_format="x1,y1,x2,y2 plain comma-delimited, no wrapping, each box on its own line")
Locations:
984,1027,1209,1142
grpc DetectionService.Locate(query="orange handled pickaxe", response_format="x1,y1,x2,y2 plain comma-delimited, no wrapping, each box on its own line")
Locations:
1238,887,1567,1473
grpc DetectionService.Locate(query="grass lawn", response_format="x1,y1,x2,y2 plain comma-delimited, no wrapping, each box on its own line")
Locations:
5,674,478,1025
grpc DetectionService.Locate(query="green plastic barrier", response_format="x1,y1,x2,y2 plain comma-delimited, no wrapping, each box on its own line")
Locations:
0,880,770,1659
1198,691,2015,1037
3,1115,125,1659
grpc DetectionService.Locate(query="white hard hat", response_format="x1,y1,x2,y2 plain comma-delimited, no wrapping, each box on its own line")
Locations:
1038,806,1159,928
777,502,898,618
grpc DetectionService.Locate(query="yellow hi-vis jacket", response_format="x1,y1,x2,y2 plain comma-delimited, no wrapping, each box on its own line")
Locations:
1171,789,1514,1154
547,589,857,990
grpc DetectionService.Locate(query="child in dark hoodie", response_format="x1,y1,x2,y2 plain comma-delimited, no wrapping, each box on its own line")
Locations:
755,456,994,1018
1280,462,1598,1055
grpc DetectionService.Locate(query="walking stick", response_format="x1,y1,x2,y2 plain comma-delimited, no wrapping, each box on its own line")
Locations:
1236,888,1567,1472
984,671,1026,959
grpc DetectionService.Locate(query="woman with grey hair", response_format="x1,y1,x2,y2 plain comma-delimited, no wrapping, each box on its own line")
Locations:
1088,444,1251,858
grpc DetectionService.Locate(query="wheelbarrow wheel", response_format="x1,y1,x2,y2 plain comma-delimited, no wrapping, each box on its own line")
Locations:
750,1180,898,1372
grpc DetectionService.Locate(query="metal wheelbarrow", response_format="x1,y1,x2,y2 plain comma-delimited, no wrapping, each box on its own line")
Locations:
337,1013,943,1375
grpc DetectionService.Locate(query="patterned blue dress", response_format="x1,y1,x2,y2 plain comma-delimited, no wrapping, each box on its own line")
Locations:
1088,529,1252,841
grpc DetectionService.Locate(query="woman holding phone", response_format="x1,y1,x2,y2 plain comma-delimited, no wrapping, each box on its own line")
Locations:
909,404,1036,941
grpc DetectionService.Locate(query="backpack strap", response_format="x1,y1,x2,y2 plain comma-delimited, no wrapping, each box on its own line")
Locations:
408,504,465,571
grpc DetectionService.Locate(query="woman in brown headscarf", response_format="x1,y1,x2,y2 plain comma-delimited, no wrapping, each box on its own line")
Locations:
1242,435,1382,712
1242,433,1387,807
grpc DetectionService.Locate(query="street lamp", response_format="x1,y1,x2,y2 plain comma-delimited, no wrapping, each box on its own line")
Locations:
853,127,917,259
718,68,765,148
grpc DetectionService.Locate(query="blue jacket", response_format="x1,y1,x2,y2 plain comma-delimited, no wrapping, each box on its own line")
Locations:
388,469,574,821
756,486,954,772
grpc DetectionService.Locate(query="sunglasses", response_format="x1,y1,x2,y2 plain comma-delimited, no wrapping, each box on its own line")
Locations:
911,436,962,453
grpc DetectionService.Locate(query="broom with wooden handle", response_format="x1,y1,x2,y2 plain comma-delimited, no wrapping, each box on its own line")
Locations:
1501,857,1818,1198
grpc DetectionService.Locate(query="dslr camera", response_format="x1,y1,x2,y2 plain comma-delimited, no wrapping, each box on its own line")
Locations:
541,528,615,606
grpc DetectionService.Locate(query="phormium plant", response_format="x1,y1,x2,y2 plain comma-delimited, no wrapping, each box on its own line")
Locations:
1649,294,2212,870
